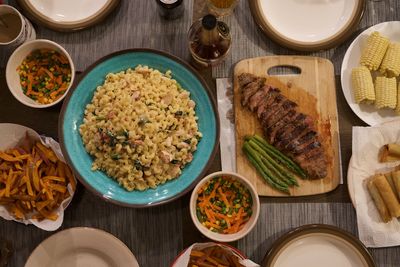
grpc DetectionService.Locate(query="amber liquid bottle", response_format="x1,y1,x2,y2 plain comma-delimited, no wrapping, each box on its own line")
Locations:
188,14,231,67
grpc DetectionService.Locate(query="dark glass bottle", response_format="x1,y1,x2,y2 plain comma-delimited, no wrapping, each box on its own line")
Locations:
155,0,184,20
188,14,231,67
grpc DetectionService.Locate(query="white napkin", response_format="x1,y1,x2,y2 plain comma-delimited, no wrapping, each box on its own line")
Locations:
351,121,400,247
216,78,236,172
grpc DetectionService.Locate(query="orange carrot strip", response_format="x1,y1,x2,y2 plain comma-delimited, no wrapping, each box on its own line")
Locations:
43,68,54,79
218,187,230,208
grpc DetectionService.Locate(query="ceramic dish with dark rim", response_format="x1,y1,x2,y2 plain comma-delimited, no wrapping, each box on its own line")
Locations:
16,0,120,32
262,224,375,267
59,48,219,207
25,227,139,267
249,0,365,51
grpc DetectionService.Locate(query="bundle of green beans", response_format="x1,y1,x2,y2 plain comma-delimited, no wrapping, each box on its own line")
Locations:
242,135,307,194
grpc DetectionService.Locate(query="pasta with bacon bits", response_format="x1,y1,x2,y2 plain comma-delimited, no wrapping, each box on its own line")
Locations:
79,66,202,191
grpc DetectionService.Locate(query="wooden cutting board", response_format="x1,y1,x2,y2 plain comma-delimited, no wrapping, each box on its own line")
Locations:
233,56,341,196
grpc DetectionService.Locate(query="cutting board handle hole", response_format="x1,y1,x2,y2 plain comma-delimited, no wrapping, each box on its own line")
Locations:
267,65,302,76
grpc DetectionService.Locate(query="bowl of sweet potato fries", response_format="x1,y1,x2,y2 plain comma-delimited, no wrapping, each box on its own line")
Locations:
0,123,76,230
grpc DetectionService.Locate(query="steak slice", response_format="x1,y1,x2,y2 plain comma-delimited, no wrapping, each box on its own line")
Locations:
266,110,298,143
238,73,258,88
285,130,317,154
258,94,285,123
248,89,268,112
257,89,282,127
273,113,307,145
241,78,265,106
295,148,327,179
263,100,297,128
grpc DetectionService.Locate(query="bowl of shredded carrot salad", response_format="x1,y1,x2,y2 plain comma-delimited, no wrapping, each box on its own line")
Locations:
190,171,260,242
6,39,75,108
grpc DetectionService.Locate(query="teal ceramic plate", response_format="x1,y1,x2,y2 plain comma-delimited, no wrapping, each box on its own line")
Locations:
59,49,219,207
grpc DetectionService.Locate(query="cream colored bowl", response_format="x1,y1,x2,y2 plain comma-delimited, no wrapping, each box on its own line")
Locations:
190,171,260,242
6,39,75,108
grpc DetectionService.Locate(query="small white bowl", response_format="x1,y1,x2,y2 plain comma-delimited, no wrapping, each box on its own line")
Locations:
190,171,260,242
5,39,75,108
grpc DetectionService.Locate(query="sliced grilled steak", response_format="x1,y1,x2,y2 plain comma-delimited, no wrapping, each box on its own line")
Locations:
238,72,328,179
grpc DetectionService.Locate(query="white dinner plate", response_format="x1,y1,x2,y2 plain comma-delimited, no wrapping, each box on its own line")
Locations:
16,0,120,31
25,227,139,267
263,224,375,267
341,21,400,126
249,0,365,51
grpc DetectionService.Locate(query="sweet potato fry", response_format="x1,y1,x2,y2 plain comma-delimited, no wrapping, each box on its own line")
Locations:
35,142,58,163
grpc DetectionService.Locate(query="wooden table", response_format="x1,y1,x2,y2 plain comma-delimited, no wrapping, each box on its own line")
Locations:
0,0,399,266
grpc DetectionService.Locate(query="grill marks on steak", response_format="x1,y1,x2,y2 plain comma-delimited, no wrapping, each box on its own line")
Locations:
240,74,266,107
238,73,327,179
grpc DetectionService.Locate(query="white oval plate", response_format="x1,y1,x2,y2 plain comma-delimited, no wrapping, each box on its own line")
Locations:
25,227,139,267
341,21,400,126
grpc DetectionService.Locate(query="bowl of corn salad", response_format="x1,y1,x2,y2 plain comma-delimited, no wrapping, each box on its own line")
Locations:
6,39,75,108
190,171,260,242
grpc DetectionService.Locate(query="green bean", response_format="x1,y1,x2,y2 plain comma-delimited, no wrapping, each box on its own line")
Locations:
252,135,307,178
248,140,298,186
243,143,289,193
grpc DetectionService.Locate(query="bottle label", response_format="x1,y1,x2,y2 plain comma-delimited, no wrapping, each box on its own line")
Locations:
160,0,178,4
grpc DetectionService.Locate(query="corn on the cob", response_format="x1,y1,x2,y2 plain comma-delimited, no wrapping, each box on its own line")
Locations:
351,66,375,104
396,82,400,115
374,76,397,109
360,31,389,71
379,42,400,77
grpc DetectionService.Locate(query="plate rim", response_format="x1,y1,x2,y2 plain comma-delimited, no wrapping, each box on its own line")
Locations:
16,0,120,32
58,48,220,208
249,0,365,51
262,224,376,267
24,227,139,267
340,21,400,126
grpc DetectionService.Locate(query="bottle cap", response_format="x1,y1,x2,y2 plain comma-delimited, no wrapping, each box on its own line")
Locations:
202,14,217,30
